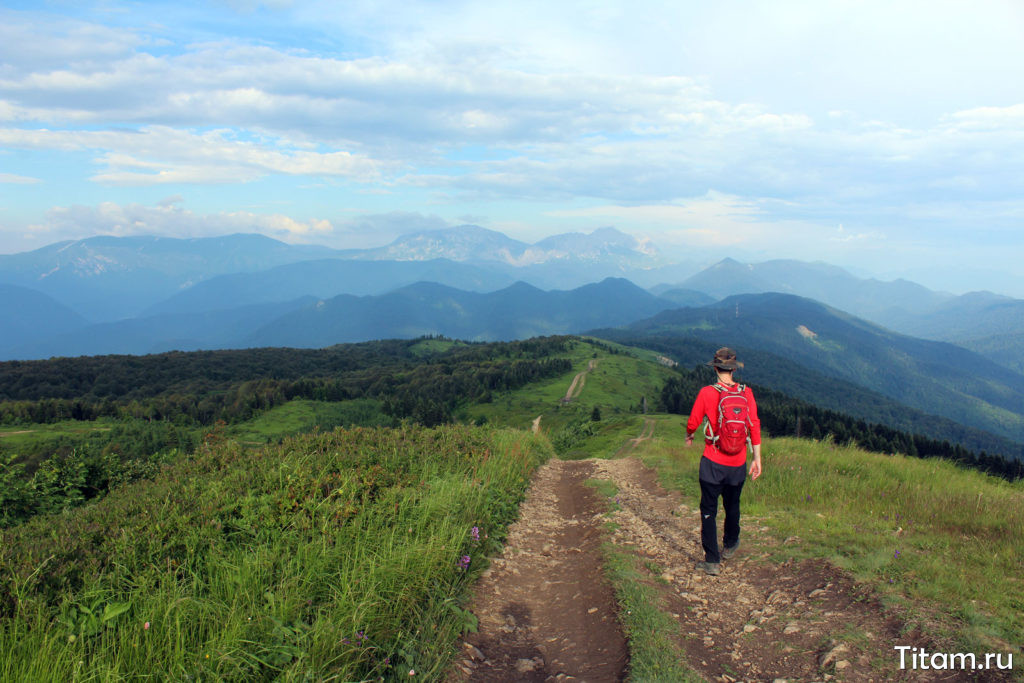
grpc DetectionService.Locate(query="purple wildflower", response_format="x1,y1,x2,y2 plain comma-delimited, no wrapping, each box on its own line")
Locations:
458,555,471,570
894,550,901,559
471,526,480,543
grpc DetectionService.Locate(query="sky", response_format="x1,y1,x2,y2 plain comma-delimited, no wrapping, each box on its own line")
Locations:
1,0,1023,295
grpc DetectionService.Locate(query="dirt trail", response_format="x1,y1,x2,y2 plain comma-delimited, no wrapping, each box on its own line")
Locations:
454,423,985,682
561,359,598,403
453,458,628,681
613,418,656,457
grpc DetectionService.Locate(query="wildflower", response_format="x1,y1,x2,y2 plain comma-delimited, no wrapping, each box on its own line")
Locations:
409,669,416,676
144,622,150,630
342,638,351,645
458,555,471,570
356,630,365,641
471,526,480,543
894,550,900,559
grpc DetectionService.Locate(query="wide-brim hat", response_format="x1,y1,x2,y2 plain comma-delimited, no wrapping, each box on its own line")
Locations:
706,347,743,370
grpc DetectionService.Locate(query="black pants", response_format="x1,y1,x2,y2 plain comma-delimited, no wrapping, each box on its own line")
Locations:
698,456,746,563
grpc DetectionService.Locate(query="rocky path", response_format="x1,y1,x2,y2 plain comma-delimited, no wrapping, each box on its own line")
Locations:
589,457,948,682
452,419,987,682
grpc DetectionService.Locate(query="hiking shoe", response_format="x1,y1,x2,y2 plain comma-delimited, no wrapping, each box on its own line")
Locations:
696,561,721,576
722,542,740,560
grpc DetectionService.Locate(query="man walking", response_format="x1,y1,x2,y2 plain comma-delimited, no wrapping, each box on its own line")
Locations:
685,347,762,575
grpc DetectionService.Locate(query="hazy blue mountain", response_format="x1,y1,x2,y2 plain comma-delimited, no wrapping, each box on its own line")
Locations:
347,225,530,263
247,277,677,348
675,257,1024,348
144,258,515,316
0,284,88,355
7,298,315,360
893,292,1024,342
618,292,1024,444
0,234,342,321
651,287,716,308
533,226,659,261
348,225,663,269
959,332,1024,374
678,258,951,324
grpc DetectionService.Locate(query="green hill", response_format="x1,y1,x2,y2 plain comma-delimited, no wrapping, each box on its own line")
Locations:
600,292,1024,450
1,337,1022,679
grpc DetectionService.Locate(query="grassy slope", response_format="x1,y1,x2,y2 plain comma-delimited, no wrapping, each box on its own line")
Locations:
0,425,551,681
225,398,395,444
628,421,1024,658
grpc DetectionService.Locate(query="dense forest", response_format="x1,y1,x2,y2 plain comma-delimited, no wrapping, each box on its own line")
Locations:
0,338,572,427
0,337,574,526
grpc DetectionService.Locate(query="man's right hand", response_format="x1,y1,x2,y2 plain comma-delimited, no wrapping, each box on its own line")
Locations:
685,434,694,447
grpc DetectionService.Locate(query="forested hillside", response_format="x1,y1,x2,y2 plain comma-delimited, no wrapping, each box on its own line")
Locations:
0,337,572,526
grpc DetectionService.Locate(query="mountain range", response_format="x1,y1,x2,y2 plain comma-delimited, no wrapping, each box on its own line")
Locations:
2,226,1023,460
246,278,674,348
4,278,677,359
0,227,675,322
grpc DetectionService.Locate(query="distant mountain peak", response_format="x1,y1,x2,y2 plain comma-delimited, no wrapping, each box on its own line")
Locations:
352,224,661,269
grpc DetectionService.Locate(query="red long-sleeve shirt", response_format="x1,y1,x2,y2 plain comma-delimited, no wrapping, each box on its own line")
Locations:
686,383,761,467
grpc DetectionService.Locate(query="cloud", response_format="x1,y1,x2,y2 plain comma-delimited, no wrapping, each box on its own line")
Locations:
0,126,383,186
0,173,41,184
2,8,1020,210
30,200,337,243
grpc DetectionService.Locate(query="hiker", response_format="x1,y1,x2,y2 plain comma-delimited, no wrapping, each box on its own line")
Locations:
685,347,762,575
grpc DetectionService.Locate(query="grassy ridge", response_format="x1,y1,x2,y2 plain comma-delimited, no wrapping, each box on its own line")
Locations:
629,419,1024,656
0,425,551,680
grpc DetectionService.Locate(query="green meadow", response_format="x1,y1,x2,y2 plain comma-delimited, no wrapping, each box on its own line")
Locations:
1,425,549,681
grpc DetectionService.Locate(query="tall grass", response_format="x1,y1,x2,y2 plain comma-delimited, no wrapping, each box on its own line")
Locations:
632,425,1024,656
0,425,550,680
